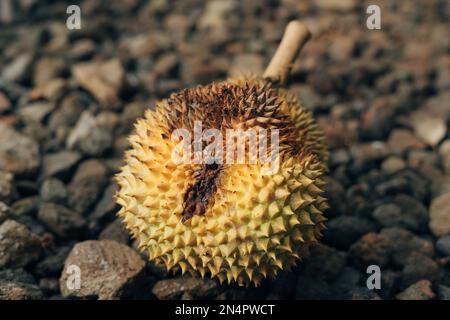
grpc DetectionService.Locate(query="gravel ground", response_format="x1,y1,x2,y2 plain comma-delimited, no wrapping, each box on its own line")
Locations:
0,0,449,300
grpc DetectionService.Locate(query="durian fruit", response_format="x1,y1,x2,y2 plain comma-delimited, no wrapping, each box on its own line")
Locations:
116,21,328,286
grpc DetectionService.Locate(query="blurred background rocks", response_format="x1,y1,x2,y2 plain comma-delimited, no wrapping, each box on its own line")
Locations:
0,0,449,300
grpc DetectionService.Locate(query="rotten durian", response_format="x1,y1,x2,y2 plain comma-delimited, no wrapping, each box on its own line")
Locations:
116,21,328,286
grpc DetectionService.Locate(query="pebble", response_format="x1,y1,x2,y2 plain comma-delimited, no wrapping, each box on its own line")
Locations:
361,97,396,139
379,270,400,300
349,287,381,300
40,178,67,203
0,124,40,176
47,93,87,132
438,139,450,174
33,57,65,87
409,111,446,146
67,160,108,214
152,277,220,300
0,201,9,224
0,219,42,268
60,240,145,299
429,193,450,236
0,170,15,203
381,156,405,174
72,59,124,107
381,228,434,267
38,203,86,239
99,219,129,244
0,281,43,300
66,111,113,156
0,268,36,284
197,0,237,30
349,232,392,268
1,53,33,82
400,252,439,289
396,280,435,300
350,142,390,173
34,246,71,278
11,196,40,216
0,91,11,113
324,177,348,218
91,183,119,220
387,129,425,156
372,195,428,232
436,235,450,256
41,150,81,179
18,102,55,124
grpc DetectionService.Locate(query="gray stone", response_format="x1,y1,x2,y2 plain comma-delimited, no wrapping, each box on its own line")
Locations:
436,235,450,256
0,268,36,284
381,228,434,267
99,219,129,245
67,160,108,214
0,124,40,176
38,203,86,239
41,150,81,178
400,252,439,289
34,246,71,277
66,111,113,156
40,179,67,203
0,220,42,268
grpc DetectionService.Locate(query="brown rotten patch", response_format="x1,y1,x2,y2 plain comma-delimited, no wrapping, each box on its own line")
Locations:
181,163,222,223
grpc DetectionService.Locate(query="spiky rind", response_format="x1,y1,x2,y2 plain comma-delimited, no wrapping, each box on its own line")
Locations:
116,75,328,286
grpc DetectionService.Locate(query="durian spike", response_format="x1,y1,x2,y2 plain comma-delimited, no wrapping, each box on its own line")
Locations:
263,20,311,86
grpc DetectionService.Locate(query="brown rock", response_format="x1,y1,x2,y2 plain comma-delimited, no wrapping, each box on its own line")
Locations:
396,280,435,300
0,281,43,300
0,124,40,176
60,240,145,299
409,111,446,146
387,129,425,156
429,193,450,236
349,232,392,268
72,59,124,107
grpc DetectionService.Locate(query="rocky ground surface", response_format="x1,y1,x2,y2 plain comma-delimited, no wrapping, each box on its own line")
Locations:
0,0,449,300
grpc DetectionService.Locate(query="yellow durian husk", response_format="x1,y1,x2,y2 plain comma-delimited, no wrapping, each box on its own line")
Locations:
116,75,328,286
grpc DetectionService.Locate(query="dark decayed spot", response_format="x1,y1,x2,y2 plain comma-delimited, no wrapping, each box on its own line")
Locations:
181,163,222,223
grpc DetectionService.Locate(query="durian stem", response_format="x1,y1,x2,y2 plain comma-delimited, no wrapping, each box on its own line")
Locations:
263,21,311,86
